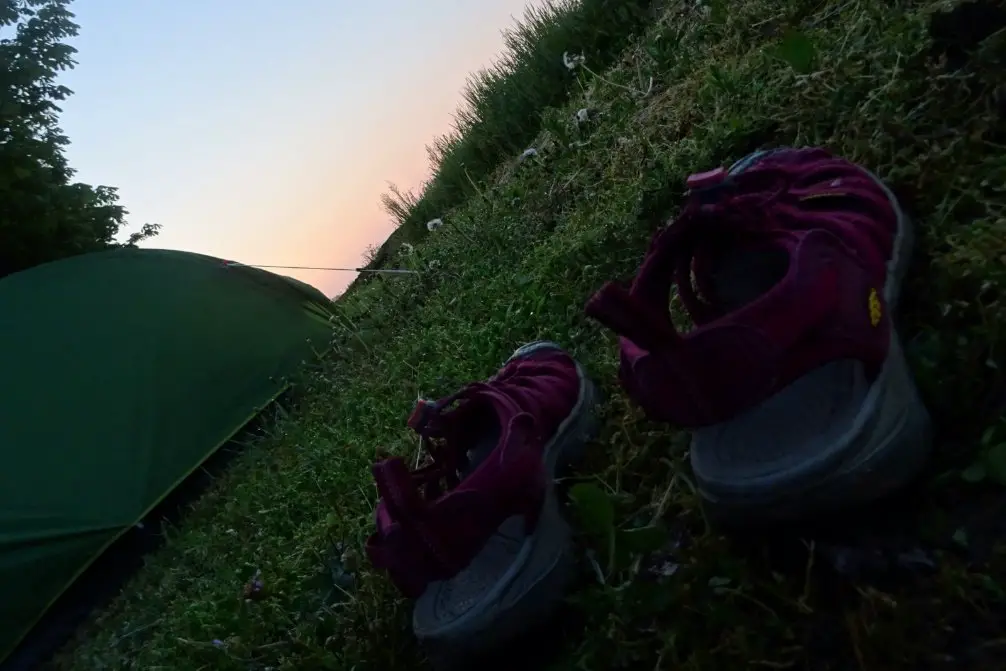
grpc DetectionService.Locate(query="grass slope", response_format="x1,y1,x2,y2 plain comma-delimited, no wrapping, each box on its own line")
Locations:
358,0,659,273
56,0,1006,668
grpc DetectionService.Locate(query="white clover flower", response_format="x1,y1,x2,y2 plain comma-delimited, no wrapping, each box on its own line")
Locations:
563,51,585,70
426,218,443,232
400,242,415,255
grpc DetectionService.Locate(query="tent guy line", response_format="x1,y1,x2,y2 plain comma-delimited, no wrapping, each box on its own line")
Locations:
222,261,420,275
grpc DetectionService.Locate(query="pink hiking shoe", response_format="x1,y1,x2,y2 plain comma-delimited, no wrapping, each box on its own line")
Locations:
586,148,932,521
366,341,601,668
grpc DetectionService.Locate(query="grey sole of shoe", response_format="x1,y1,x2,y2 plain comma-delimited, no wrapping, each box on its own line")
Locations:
691,156,933,523
414,341,602,670
695,329,933,523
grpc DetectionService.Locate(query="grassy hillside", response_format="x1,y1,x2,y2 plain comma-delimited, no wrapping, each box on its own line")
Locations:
56,0,1006,669
356,0,659,276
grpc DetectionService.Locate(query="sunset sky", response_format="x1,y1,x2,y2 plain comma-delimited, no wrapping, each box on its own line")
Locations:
58,0,539,296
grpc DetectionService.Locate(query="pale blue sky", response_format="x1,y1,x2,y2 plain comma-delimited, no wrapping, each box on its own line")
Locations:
57,0,537,295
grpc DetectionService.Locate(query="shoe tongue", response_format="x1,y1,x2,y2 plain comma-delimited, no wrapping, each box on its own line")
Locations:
461,417,501,479
700,241,790,313
714,232,838,344
442,392,520,479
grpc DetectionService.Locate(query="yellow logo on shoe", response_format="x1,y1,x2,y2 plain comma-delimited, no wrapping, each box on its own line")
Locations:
868,288,882,327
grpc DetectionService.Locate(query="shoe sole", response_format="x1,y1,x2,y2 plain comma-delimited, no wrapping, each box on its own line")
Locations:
694,153,933,523
415,341,602,670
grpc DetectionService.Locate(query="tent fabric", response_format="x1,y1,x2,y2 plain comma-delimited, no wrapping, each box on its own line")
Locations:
0,248,334,662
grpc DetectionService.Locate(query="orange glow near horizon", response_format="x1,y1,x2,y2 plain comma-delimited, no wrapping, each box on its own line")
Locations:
58,1,543,298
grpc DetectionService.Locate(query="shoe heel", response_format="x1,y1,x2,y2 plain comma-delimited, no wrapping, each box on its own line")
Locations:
506,340,604,476
553,371,604,479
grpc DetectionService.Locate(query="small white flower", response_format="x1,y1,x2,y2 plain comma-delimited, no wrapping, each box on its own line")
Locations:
575,108,590,125
519,147,538,162
426,218,443,232
563,51,585,70
653,560,680,578
400,242,415,255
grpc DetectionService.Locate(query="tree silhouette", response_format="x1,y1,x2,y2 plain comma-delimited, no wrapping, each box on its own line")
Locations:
0,0,159,278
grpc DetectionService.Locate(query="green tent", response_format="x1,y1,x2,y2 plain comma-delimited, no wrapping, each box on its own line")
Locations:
0,248,334,663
